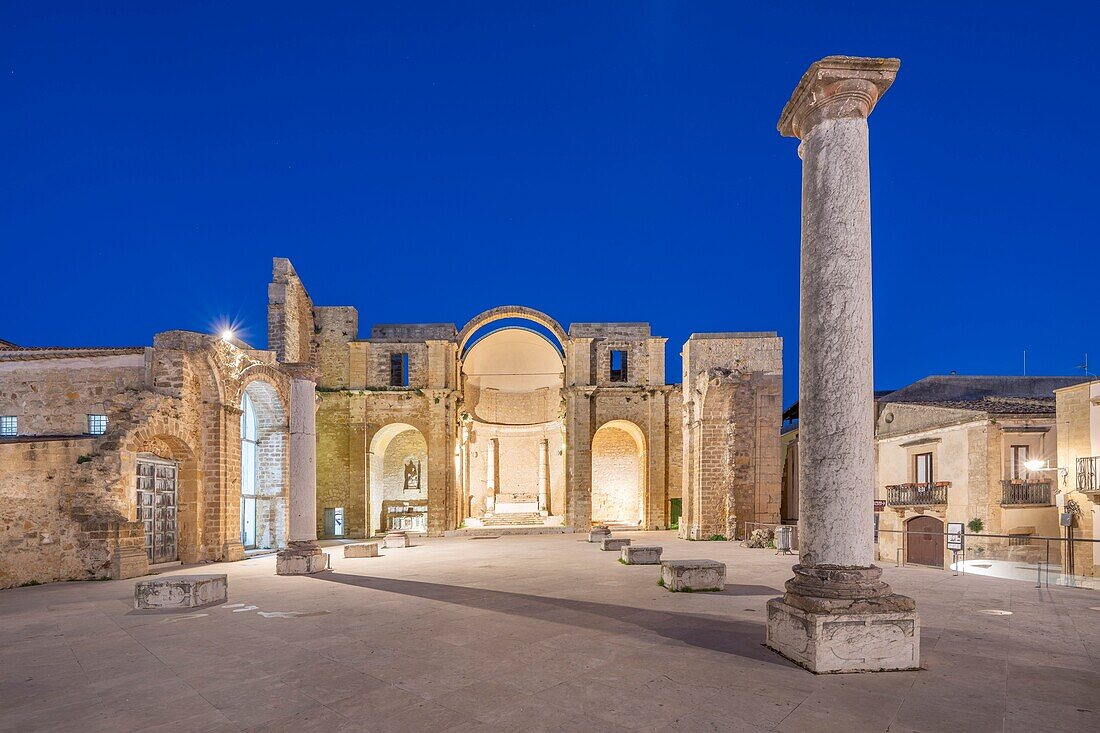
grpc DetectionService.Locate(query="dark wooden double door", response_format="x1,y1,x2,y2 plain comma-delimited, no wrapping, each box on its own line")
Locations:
906,516,944,567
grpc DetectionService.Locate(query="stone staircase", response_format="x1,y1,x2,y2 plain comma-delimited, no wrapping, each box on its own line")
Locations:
481,512,544,527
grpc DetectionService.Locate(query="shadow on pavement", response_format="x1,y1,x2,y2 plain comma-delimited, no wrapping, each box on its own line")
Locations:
310,572,793,667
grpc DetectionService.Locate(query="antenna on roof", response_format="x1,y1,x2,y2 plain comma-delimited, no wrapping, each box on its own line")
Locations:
1078,353,1093,378
1022,349,1026,376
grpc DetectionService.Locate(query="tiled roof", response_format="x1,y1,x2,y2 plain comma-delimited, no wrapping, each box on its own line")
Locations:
0,346,145,362
886,396,1057,416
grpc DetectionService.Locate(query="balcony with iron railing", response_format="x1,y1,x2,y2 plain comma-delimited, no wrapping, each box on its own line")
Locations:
1077,456,1100,495
886,482,949,507
1000,480,1053,506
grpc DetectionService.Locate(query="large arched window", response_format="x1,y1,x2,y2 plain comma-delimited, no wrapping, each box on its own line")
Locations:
240,391,258,548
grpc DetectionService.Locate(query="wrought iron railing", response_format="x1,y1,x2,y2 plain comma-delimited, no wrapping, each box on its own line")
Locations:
1000,480,1053,506
886,482,949,506
1077,456,1100,494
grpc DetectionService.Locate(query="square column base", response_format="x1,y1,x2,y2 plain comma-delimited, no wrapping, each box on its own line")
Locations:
765,598,920,673
276,548,329,575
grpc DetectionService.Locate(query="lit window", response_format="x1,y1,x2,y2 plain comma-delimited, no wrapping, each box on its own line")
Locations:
87,414,108,435
0,416,16,436
610,349,628,382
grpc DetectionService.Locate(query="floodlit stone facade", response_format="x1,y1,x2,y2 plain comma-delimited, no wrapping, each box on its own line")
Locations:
0,333,295,588
1054,379,1100,577
0,257,783,588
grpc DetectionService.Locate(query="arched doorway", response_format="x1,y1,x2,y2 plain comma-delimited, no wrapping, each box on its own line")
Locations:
591,420,646,528
458,326,565,526
906,515,944,567
239,380,288,551
368,423,429,535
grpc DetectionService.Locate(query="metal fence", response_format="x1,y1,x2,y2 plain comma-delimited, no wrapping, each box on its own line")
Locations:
876,528,1100,589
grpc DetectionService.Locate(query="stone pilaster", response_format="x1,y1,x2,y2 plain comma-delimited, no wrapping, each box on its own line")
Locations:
276,364,328,575
766,56,919,673
538,439,550,515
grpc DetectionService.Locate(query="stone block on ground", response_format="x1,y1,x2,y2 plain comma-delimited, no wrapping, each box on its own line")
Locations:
343,542,380,558
600,537,631,551
765,598,920,673
660,559,725,592
134,574,227,610
587,525,611,543
384,531,410,549
621,545,662,564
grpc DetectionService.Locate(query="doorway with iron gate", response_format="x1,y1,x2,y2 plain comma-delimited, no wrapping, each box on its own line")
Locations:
906,515,944,567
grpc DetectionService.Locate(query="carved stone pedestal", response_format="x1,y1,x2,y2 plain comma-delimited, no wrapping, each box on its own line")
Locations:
766,600,919,674
276,541,328,575
765,565,919,673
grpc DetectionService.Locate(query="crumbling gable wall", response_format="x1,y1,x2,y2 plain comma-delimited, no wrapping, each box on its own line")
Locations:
268,258,316,364
680,333,783,540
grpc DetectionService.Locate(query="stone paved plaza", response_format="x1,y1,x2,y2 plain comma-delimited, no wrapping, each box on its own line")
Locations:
2,531,1099,732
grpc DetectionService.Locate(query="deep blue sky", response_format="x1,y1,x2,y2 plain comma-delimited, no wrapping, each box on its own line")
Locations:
4,3,1097,404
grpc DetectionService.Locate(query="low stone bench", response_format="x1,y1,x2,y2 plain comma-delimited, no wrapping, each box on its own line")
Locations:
600,537,631,552
384,531,410,549
660,560,726,592
343,542,381,558
621,545,662,565
134,574,227,610
587,526,611,543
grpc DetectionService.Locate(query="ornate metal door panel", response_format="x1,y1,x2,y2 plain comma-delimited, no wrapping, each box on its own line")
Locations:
137,457,178,564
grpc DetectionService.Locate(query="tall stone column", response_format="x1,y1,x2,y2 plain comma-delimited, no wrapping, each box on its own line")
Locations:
276,365,328,575
486,437,497,514
538,438,550,515
766,56,918,673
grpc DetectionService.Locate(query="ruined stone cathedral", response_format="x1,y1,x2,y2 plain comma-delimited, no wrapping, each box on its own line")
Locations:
0,258,782,588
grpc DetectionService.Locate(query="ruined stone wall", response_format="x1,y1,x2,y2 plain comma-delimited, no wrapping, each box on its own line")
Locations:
312,306,357,389
1,438,110,587
364,342,430,389
0,353,149,436
680,333,783,540
268,257,315,363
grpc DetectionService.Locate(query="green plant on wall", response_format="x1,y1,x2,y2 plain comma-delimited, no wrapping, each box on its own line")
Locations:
967,517,984,534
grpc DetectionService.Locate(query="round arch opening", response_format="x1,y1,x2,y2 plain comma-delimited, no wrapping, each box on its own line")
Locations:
591,420,646,528
369,423,428,536
239,379,288,551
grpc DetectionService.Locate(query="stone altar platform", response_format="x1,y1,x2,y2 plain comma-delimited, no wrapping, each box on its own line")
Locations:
660,559,725,592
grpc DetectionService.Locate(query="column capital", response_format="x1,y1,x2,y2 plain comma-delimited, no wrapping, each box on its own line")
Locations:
778,56,899,140
282,362,319,383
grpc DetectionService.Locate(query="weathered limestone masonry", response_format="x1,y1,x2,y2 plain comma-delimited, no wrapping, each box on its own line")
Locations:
0,333,292,589
297,291,784,540
766,56,920,673
2,256,785,588
680,333,783,540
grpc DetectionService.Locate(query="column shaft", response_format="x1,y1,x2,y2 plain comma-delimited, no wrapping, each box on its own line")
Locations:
287,377,318,543
797,116,874,569
486,438,497,513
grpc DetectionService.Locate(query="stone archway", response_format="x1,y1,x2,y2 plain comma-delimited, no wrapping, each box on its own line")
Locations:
124,428,201,564
239,379,288,551
591,420,646,528
368,423,429,536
